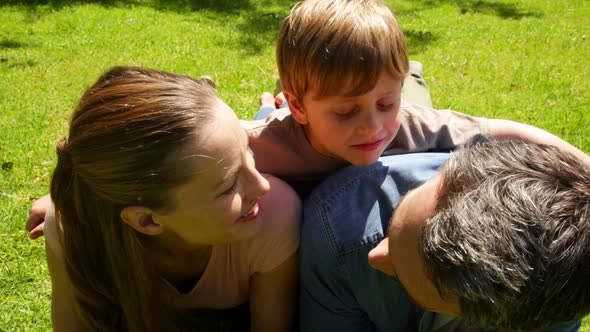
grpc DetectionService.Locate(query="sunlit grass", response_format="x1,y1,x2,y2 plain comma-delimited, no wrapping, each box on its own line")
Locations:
0,0,587,329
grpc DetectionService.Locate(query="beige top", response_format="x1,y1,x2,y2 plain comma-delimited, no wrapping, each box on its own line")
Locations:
243,100,491,195
44,176,301,310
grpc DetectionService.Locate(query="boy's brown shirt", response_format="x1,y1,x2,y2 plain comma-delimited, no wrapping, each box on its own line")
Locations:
242,100,491,196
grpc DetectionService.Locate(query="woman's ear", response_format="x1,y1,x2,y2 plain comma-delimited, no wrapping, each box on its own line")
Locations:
283,91,308,125
120,206,162,236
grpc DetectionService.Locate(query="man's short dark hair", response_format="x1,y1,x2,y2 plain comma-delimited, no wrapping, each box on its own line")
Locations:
420,140,590,331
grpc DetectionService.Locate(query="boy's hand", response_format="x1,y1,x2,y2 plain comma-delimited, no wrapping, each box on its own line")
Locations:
490,119,590,165
26,194,51,239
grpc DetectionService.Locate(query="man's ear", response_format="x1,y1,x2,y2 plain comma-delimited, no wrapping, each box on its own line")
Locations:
283,90,308,125
368,238,397,277
120,206,163,236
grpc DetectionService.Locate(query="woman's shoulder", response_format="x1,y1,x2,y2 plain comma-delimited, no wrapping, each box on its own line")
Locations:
244,175,301,274
260,175,301,223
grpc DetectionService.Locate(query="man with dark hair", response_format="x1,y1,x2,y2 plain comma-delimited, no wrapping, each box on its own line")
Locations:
300,140,589,331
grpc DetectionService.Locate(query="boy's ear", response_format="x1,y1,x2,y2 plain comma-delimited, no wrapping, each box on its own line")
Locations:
283,91,308,125
120,206,163,236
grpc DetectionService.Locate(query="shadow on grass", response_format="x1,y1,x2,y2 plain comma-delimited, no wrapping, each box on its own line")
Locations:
394,0,540,53
400,0,541,20
0,39,28,49
1,0,291,13
0,39,37,68
4,0,539,18
7,60,38,68
454,0,540,19
405,30,438,56
1,0,539,56
2,0,292,55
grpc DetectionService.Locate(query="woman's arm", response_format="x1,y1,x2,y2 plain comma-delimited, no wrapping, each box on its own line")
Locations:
46,233,86,330
247,175,300,332
249,253,298,332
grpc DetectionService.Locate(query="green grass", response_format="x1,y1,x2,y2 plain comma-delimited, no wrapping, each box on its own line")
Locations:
0,0,588,330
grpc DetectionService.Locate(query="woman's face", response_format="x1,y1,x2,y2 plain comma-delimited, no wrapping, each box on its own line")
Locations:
153,99,270,246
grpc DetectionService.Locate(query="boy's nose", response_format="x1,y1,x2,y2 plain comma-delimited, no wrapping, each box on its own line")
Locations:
359,109,381,134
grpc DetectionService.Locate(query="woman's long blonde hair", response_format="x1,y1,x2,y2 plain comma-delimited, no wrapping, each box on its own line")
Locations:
50,66,218,331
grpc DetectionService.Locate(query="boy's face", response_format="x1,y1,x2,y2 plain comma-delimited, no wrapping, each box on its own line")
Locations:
288,72,402,166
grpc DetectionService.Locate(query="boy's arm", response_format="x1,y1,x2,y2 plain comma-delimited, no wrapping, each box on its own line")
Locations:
489,119,590,164
390,105,589,164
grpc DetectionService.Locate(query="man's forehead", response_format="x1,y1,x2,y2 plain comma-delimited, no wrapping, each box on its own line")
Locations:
387,192,411,237
387,176,442,239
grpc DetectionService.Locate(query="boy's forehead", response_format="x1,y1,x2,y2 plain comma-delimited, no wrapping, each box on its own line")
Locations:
307,76,376,100
307,71,402,101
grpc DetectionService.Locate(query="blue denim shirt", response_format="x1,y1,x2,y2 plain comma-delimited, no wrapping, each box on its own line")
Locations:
299,153,581,332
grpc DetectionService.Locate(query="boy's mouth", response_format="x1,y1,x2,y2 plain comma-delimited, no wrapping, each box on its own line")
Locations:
351,138,385,151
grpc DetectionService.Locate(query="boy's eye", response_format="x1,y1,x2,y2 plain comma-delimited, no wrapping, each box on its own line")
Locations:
378,102,396,112
334,108,358,118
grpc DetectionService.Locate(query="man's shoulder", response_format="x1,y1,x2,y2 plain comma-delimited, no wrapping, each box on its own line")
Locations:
306,153,451,206
299,154,448,331
302,162,389,258
302,153,450,257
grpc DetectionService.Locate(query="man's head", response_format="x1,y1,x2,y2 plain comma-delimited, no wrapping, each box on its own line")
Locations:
277,0,409,165
369,141,590,331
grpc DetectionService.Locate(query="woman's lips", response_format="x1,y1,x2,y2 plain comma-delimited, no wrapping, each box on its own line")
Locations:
238,200,260,222
351,138,385,151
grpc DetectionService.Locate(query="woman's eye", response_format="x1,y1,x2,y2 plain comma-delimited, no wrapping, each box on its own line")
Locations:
221,178,238,196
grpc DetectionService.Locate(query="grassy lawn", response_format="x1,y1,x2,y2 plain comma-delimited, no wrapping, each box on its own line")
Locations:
0,0,588,330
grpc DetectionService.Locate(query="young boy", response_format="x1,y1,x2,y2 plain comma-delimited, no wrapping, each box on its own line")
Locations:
242,0,589,196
